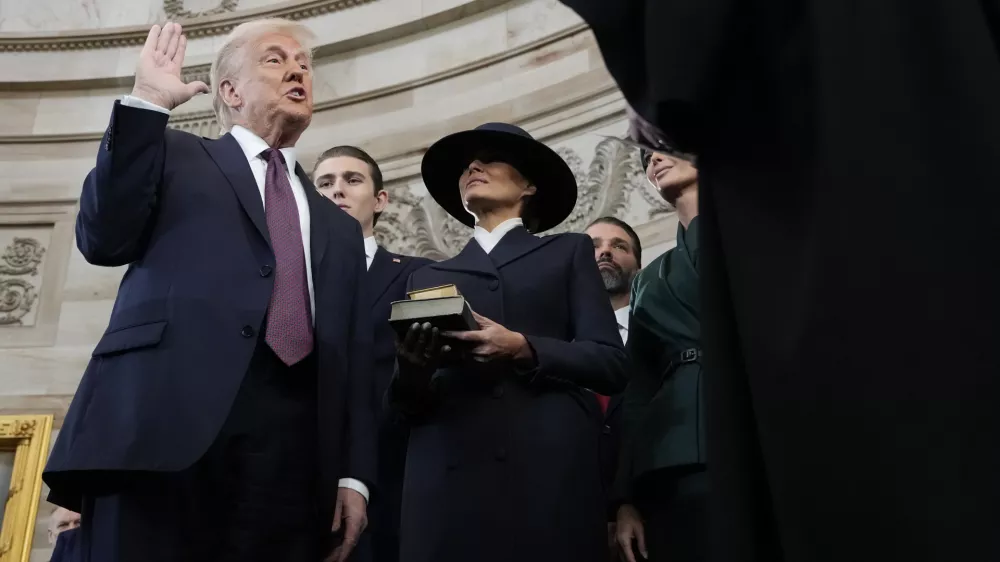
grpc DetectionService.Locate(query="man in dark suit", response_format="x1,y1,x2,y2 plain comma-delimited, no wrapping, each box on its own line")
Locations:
313,145,433,562
584,216,642,558
43,20,374,562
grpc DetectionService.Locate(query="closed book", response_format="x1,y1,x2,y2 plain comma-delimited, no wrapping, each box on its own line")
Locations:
389,295,477,340
406,284,461,300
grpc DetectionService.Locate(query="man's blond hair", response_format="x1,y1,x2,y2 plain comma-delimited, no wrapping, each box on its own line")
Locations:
210,18,316,132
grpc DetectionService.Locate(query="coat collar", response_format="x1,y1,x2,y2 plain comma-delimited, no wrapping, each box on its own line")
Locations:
431,226,558,276
367,246,410,306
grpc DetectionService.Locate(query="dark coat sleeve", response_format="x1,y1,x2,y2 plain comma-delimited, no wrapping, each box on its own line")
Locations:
346,221,378,488
76,101,169,266
521,235,629,396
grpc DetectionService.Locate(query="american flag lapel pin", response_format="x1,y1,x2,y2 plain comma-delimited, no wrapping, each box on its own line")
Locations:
392,258,401,263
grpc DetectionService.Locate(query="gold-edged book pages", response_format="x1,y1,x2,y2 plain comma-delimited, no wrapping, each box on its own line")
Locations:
0,415,53,562
406,284,461,301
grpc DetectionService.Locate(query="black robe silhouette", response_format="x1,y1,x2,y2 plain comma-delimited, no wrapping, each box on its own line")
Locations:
559,1,1000,560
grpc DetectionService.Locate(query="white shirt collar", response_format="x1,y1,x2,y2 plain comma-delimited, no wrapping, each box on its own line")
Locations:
230,125,298,172
614,305,630,344
363,236,378,261
473,218,524,254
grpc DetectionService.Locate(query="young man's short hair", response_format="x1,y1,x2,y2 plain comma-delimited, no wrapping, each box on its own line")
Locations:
313,145,385,226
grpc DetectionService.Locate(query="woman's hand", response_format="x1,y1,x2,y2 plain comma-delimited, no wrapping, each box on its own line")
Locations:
396,322,451,368
444,311,533,364
616,504,647,562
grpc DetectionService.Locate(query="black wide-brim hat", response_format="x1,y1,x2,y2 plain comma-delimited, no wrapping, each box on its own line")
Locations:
420,122,578,233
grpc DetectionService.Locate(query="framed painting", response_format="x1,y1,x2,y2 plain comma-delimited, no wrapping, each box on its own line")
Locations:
0,415,53,562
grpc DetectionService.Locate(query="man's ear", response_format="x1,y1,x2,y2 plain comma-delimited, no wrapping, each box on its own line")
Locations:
522,184,537,200
374,190,389,214
219,79,242,110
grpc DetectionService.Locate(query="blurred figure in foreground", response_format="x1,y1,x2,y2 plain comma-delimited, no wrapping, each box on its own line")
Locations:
559,1,1000,560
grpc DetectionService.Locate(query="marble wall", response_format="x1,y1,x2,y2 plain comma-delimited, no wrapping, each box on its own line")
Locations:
0,1,678,559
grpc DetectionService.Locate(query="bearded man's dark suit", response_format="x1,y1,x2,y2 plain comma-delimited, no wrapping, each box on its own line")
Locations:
560,1,1000,560
43,101,376,562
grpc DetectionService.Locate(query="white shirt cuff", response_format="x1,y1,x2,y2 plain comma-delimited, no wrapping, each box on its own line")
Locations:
120,95,171,115
338,478,369,502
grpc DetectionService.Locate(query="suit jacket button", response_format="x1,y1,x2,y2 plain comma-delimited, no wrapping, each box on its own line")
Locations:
488,279,499,291
492,385,504,399
495,447,507,461
259,265,272,277
241,325,255,338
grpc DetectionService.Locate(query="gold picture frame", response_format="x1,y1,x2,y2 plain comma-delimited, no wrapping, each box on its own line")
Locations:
0,415,53,562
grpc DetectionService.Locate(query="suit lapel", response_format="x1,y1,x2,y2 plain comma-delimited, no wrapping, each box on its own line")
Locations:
202,133,270,247
367,247,409,306
299,165,330,273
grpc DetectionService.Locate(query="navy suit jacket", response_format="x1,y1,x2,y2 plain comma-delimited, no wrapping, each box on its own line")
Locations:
361,247,432,562
44,102,376,523
368,247,433,418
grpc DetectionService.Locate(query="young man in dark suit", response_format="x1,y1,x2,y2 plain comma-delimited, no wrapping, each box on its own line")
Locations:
44,20,374,562
314,146,432,562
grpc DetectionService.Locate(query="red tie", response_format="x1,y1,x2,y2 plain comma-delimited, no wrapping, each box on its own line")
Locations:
595,394,610,414
261,148,314,365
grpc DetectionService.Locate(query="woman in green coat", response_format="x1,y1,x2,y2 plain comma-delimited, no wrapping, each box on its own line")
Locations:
614,144,704,562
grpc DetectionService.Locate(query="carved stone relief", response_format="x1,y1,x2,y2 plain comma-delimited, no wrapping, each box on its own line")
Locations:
164,0,241,20
375,119,672,258
0,234,48,327
0,200,76,348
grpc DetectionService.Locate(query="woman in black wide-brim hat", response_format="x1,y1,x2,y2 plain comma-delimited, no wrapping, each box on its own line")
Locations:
388,123,628,562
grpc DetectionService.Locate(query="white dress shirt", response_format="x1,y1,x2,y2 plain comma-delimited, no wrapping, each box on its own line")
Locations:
614,305,630,345
364,236,378,270
119,95,368,502
473,217,525,254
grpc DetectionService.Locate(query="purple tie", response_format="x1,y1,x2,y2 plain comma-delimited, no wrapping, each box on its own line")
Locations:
261,148,314,365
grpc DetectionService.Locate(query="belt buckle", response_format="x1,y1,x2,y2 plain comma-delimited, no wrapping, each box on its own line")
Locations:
681,348,699,362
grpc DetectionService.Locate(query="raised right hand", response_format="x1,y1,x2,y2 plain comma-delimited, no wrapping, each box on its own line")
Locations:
131,22,209,110
616,503,648,562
